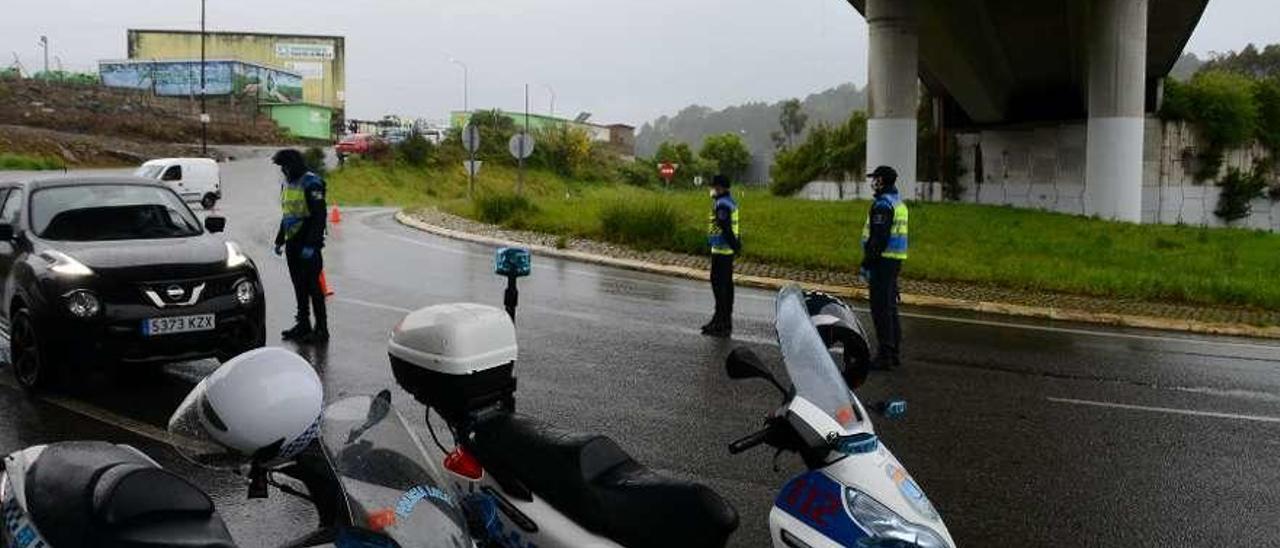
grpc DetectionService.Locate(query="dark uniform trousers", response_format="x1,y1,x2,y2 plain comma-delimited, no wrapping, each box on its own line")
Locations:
868,258,902,362
285,242,326,329
710,254,735,325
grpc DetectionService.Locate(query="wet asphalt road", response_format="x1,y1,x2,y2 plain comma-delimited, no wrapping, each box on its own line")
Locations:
2,157,1280,547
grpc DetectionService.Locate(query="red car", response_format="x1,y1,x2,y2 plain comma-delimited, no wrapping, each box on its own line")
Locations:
335,133,375,156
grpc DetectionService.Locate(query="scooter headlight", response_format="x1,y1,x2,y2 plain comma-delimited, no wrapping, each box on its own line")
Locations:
65,290,102,318
845,488,950,548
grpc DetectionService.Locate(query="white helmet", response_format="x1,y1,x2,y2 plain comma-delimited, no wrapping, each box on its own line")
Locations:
168,347,323,468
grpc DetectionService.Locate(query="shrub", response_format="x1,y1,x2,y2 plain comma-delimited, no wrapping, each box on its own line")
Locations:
599,198,702,252
475,194,537,225
618,159,660,187
397,132,434,167
1215,165,1269,222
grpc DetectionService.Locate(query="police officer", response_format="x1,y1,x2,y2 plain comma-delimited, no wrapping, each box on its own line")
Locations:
272,149,329,344
861,165,908,368
702,174,741,338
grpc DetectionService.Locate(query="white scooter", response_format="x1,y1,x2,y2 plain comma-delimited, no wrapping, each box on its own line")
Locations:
724,285,954,548
385,282,952,547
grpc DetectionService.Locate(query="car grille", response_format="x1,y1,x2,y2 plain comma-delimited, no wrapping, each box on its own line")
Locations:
102,274,242,307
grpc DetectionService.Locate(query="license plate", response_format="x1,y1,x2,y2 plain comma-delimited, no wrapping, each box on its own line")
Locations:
143,314,216,336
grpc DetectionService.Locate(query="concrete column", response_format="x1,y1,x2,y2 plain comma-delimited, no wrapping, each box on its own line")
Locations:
866,0,918,189
1085,0,1148,222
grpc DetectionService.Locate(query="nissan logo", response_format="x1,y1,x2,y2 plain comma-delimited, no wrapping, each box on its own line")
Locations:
166,285,185,300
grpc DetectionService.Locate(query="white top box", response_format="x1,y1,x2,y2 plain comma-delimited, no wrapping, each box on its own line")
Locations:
388,303,518,376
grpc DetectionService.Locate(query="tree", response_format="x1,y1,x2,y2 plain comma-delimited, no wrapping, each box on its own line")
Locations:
654,141,694,168
699,133,752,181
778,99,809,149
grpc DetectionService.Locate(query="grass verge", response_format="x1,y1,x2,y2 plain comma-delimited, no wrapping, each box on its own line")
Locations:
327,162,1280,311
0,153,65,170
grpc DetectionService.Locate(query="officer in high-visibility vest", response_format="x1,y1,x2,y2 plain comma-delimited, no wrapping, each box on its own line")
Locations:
861,165,908,368
273,149,329,344
702,174,741,338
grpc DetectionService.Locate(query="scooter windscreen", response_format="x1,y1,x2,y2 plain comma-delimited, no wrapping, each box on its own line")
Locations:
776,284,860,428
320,394,472,548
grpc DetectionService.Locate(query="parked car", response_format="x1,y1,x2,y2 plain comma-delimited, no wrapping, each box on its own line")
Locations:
381,128,410,145
0,176,266,391
335,133,376,157
135,158,222,209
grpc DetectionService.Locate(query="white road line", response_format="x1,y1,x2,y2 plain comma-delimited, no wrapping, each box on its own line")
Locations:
0,375,210,452
332,297,412,314
1048,397,1280,424
358,211,1280,352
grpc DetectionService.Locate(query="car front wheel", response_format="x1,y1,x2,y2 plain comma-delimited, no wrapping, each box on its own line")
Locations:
11,309,56,391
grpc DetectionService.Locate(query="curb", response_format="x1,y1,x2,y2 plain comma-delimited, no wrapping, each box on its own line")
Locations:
394,211,1280,341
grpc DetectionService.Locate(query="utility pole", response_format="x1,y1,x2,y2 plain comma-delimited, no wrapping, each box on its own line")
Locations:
543,84,555,119
519,84,528,196
200,0,208,156
38,36,48,75
450,58,468,113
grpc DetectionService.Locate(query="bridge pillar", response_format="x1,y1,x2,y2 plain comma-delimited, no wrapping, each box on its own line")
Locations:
1086,0,1148,222
866,0,918,190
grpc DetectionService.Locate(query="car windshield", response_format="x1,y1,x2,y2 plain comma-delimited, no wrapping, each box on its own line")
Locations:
134,165,164,179
775,284,859,428
32,184,203,241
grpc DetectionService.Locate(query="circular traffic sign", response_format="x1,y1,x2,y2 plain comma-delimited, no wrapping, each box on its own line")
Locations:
462,125,481,153
659,162,676,178
509,133,535,160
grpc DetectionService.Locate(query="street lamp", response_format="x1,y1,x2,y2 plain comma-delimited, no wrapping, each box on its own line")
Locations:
542,84,556,119
199,0,207,155
449,58,469,114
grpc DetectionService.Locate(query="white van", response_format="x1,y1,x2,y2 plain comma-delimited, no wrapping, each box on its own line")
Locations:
135,158,222,209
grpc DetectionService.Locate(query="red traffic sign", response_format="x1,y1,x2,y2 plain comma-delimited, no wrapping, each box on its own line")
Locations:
659,162,677,180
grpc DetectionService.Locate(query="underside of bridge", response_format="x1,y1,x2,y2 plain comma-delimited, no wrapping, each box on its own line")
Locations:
845,0,1210,221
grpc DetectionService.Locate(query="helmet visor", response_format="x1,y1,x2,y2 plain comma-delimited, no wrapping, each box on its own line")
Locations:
167,385,252,470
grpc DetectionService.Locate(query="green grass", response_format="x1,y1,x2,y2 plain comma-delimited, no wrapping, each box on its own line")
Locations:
328,162,1280,311
0,153,65,171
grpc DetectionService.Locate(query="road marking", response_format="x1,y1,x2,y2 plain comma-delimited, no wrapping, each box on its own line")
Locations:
1048,397,1280,424
359,211,1280,352
333,296,412,314
0,374,210,452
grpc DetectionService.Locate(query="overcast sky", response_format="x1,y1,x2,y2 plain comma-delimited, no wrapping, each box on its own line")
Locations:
2,0,1277,126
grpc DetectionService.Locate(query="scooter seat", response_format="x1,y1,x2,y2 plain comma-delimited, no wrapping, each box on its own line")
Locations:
472,413,738,548
25,441,237,548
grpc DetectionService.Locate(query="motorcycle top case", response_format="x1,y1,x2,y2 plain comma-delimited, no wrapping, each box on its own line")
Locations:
388,303,517,423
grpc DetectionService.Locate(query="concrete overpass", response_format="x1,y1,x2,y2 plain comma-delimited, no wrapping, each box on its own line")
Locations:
848,0,1210,221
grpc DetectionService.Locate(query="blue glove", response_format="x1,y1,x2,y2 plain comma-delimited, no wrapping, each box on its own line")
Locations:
273,244,283,256
300,246,316,260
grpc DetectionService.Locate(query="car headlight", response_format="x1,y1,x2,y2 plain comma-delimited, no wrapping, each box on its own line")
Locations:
65,290,101,318
233,279,256,306
226,241,248,268
41,250,93,276
845,488,949,548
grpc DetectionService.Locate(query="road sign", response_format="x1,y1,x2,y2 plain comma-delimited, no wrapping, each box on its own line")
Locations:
462,125,481,153
659,162,677,182
693,175,704,187
199,113,211,124
509,133,535,160
464,160,483,176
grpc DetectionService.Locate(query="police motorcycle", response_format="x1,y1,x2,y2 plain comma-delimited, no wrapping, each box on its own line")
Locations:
1,347,487,548
723,285,954,548
386,301,739,548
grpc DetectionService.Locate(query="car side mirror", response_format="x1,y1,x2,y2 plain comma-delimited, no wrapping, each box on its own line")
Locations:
204,216,226,233
0,223,13,241
726,347,788,396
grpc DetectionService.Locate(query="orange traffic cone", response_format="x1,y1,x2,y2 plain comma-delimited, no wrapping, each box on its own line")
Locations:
319,270,334,297
329,205,342,224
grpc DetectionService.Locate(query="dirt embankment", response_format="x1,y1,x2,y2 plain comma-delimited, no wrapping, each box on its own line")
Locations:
0,78,295,166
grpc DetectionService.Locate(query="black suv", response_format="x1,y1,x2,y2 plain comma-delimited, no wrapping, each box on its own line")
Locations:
0,176,266,390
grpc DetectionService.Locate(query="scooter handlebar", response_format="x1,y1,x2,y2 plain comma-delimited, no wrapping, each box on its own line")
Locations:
728,427,771,454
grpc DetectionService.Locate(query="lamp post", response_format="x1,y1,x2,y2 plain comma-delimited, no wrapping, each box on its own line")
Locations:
199,0,207,156
449,58,469,114
542,84,555,119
